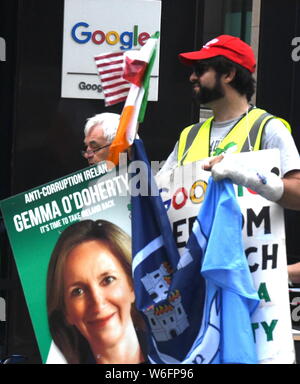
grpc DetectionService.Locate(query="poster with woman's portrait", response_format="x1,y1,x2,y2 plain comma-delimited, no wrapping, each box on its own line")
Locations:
0,162,146,364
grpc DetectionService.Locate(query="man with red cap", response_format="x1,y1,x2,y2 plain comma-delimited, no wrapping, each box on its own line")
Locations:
158,34,300,211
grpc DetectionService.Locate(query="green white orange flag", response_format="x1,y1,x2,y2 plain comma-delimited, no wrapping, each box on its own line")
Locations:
107,32,159,165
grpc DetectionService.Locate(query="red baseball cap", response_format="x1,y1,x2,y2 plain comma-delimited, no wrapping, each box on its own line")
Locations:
179,35,256,73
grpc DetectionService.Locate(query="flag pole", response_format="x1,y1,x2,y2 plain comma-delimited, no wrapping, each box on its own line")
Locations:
107,32,160,166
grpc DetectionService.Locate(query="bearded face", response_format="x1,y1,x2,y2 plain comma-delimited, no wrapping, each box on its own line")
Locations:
189,61,225,106
191,70,225,106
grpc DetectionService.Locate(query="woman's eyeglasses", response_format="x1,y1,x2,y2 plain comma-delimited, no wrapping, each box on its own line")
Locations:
81,144,111,157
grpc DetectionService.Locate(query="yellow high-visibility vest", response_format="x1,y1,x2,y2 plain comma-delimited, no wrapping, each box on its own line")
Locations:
177,108,291,165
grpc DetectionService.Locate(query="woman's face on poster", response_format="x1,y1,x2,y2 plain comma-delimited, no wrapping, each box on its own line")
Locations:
63,240,135,348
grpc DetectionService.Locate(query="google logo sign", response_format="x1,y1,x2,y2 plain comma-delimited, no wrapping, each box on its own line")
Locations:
160,180,208,212
71,22,151,50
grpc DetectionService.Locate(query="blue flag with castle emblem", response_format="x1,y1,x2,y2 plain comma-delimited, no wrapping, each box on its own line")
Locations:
131,139,259,364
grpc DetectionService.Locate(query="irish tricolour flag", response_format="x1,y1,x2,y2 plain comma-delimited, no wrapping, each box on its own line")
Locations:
107,32,159,165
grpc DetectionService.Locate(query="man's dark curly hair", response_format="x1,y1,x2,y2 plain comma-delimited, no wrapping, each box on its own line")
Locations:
197,55,256,101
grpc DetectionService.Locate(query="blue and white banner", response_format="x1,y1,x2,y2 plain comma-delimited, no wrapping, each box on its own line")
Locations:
131,139,259,364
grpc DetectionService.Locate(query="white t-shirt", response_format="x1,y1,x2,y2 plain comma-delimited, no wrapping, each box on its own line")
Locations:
157,115,300,177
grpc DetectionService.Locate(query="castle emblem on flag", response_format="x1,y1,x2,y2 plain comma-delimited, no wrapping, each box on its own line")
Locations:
143,290,189,342
141,262,189,342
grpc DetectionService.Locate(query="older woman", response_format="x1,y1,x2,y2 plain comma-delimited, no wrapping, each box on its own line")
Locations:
47,219,146,364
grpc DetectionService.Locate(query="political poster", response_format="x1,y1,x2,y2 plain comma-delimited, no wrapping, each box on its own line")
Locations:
0,162,136,364
155,149,295,364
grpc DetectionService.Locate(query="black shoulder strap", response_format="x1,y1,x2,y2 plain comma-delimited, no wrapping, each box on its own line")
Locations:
180,121,204,165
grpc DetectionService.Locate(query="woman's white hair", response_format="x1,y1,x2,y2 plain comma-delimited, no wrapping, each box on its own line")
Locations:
84,112,120,143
